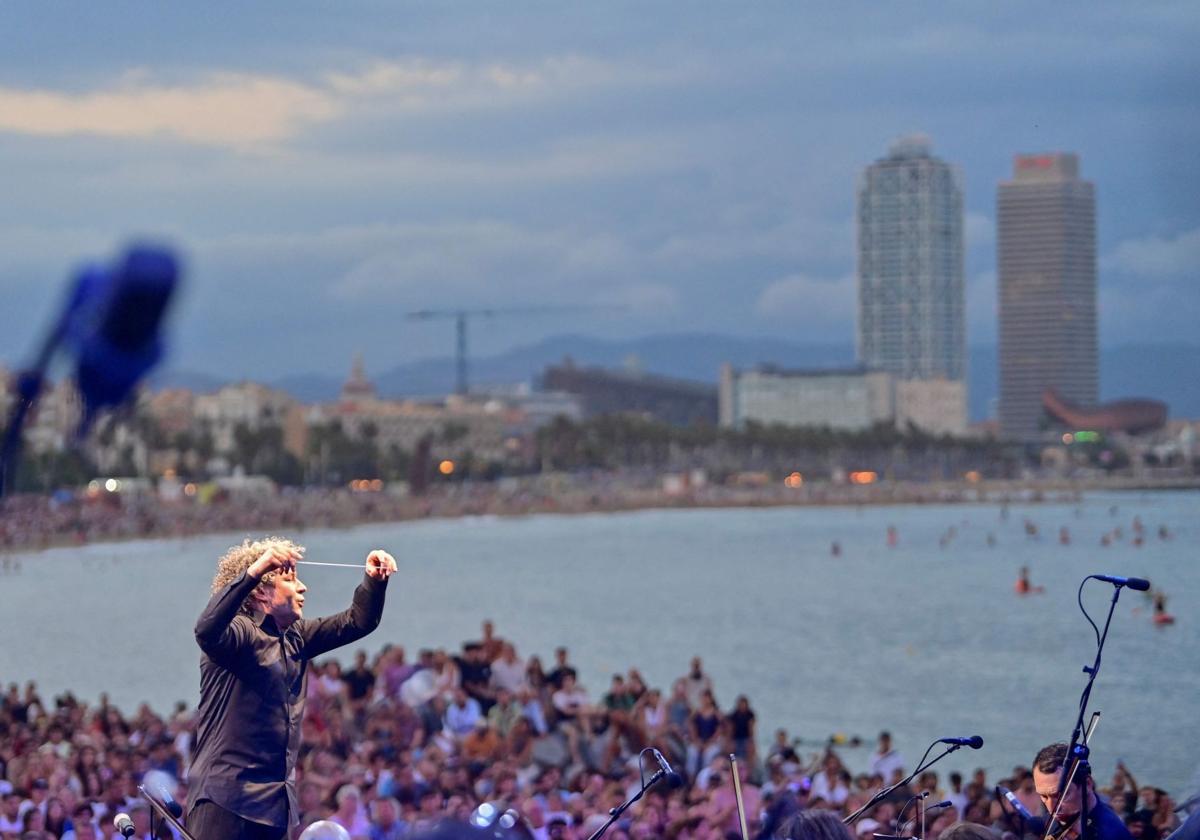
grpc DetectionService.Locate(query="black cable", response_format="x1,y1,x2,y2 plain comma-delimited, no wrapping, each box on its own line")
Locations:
1077,577,1101,648
638,747,651,790
895,792,929,836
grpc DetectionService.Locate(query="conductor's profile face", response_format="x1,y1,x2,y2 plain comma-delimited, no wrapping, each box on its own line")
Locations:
257,568,307,627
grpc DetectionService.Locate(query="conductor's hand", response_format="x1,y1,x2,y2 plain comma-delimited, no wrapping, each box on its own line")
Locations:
365,549,397,581
248,545,299,580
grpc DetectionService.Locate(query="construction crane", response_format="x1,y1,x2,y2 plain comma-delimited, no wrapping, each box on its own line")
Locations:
406,305,621,395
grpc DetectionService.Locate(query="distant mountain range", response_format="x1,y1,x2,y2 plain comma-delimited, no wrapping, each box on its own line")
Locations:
151,335,1200,423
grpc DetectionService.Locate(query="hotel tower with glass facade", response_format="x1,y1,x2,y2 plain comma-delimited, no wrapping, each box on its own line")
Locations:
857,135,966,432
997,152,1097,440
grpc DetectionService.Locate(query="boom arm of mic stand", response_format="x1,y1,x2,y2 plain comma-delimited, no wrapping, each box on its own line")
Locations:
138,785,199,840
586,769,667,840
845,745,959,826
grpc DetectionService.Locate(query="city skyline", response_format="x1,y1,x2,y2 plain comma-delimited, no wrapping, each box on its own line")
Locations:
0,4,1196,383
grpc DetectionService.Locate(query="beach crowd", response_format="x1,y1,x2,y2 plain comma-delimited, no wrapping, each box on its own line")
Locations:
0,479,1081,558
0,623,1186,840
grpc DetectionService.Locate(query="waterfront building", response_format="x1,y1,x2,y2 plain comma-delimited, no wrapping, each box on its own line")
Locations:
857,136,966,403
193,381,306,458
541,359,717,426
895,378,968,437
997,152,1097,439
719,364,894,432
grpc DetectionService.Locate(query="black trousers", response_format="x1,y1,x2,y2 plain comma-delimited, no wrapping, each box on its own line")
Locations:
187,800,287,840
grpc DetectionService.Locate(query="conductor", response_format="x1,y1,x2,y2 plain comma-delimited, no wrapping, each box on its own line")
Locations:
186,537,397,840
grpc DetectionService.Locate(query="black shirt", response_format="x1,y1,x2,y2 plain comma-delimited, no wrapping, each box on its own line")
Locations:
188,570,387,828
344,667,376,701
457,657,492,695
728,708,755,740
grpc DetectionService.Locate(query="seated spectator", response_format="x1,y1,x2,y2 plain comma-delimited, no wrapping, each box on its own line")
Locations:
329,784,371,840
489,644,527,695
367,797,407,840
443,690,483,740
485,689,523,739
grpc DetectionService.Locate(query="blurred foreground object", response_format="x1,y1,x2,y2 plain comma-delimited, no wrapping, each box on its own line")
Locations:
298,822,351,840
0,242,181,499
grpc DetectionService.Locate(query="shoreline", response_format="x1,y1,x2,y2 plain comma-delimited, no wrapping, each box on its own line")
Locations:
3,473,1196,557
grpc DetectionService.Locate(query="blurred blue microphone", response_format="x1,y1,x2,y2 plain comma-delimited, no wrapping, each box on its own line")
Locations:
0,242,181,498
69,246,180,434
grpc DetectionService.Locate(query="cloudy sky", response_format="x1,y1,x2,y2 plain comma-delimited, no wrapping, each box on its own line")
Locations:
1,2,1196,380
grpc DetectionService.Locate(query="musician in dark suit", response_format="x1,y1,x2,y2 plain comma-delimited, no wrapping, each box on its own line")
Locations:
1030,743,1133,840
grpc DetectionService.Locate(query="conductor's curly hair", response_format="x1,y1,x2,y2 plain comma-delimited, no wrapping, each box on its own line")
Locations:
211,536,305,612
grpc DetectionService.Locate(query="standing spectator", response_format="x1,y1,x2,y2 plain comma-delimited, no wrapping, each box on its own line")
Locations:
726,696,757,764
679,657,714,709
455,644,495,714
343,651,377,708
479,620,506,663
546,649,577,691
686,691,723,778
946,772,968,820
665,680,692,744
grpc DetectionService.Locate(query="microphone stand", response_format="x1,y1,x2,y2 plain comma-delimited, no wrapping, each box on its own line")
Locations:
586,768,672,840
881,792,929,840
995,787,1028,837
0,308,65,499
138,785,199,840
844,740,963,826
1048,576,1129,840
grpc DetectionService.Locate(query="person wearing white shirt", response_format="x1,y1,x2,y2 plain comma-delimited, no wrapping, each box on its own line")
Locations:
810,754,850,806
946,771,968,819
870,731,906,782
489,643,528,694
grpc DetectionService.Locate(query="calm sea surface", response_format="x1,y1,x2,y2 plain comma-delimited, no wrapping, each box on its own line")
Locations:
3,490,1197,794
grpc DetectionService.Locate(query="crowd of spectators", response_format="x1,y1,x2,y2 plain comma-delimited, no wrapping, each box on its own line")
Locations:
0,623,1187,840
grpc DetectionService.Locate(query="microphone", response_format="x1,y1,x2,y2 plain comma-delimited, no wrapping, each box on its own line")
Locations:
650,748,685,789
113,814,136,839
997,786,1034,822
1094,574,1151,591
925,801,953,811
938,736,984,749
70,245,181,434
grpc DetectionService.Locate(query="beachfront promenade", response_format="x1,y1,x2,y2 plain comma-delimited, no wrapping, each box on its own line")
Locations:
0,627,1184,840
5,471,1175,556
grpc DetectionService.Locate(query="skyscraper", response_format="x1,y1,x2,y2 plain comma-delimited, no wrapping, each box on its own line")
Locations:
857,135,966,432
997,153,1097,440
